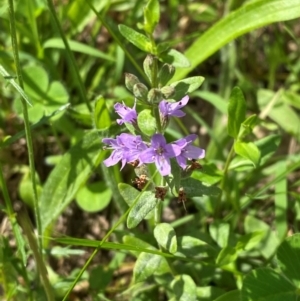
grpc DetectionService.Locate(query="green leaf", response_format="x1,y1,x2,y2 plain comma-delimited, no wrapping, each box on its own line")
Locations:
134,252,170,283
94,96,111,130
159,48,190,68
234,141,260,167
216,246,238,266
191,163,222,185
244,216,279,259
238,114,258,139
137,109,156,136
171,274,197,301
154,223,177,254
127,191,157,228
43,38,115,61
209,222,230,248
241,268,296,301
213,290,241,301
118,24,153,53
143,0,160,35
277,234,300,288
173,0,300,81
40,130,104,232
75,181,112,213
181,178,221,197
170,76,205,101
0,65,32,106
227,87,246,139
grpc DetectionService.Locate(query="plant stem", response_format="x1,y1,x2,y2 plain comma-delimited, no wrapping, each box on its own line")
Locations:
46,0,92,112
215,142,235,217
7,0,42,253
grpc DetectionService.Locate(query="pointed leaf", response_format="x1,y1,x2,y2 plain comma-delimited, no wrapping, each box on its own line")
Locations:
171,274,197,301
227,87,246,139
143,0,160,35
159,48,190,68
234,141,260,167
173,0,300,81
119,24,153,53
170,76,205,101
94,96,111,130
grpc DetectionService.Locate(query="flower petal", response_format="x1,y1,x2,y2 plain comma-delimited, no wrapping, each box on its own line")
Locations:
184,145,205,159
155,155,171,176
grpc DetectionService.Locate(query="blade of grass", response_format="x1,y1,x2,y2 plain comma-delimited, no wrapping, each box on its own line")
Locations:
46,0,92,112
7,0,42,255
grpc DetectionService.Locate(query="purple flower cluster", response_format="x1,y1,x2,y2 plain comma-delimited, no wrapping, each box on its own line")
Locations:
103,96,205,176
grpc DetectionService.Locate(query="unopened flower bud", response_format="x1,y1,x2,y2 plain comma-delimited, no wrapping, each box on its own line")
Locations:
147,88,163,104
143,55,157,85
161,86,175,99
158,64,175,86
133,83,148,101
125,73,140,92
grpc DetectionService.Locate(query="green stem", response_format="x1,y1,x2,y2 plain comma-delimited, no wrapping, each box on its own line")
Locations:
7,0,42,253
215,142,235,217
46,0,92,112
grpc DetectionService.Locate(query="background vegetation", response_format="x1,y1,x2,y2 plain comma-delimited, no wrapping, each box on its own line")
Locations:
0,0,300,300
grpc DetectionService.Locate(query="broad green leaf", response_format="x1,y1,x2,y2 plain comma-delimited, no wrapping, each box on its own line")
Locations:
40,130,104,232
47,81,69,106
213,290,241,301
118,24,153,53
235,231,265,252
75,181,112,213
227,87,246,139
94,96,111,130
196,286,225,301
137,109,156,136
241,268,296,301
154,223,177,254
244,216,279,259
170,76,205,101
43,38,115,61
134,252,170,283
22,65,49,101
171,274,197,301
209,222,230,248
257,89,300,140
277,234,300,288
216,246,238,266
127,191,157,228
234,141,260,167
181,178,221,197
159,48,190,68
143,0,160,35
173,0,300,81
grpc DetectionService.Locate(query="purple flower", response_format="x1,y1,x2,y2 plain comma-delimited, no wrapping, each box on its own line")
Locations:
139,134,181,176
159,96,189,118
102,133,147,169
114,101,137,125
174,134,205,169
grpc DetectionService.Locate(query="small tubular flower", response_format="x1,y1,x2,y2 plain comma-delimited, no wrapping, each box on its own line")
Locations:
159,95,189,118
102,133,147,169
114,101,137,125
139,134,181,176
174,134,205,169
